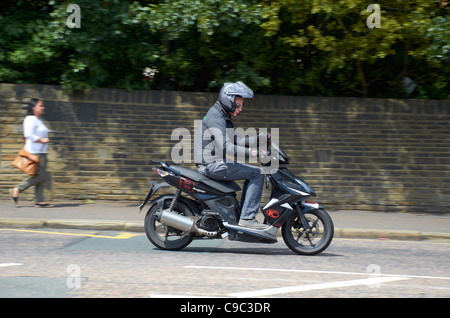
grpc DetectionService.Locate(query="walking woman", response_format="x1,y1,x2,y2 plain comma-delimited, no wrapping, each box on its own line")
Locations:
10,98,52,207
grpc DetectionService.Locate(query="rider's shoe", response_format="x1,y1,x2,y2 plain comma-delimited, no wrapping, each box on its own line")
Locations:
238,218,269,229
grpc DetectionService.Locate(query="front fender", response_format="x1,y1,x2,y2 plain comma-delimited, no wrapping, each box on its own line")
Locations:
298,201,326,215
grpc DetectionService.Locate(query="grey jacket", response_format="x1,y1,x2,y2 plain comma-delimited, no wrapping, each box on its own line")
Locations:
194,102,256,165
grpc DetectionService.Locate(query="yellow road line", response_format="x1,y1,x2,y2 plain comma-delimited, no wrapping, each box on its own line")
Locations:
0,228,142,239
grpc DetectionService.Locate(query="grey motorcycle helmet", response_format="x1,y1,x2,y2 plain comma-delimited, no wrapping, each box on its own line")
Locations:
218,81,254,112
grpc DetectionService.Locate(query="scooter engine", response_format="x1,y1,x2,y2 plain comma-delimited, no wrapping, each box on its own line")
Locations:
199,215,221,231
199,210,222,231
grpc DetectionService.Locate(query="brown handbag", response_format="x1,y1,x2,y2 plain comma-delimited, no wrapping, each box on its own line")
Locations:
12,148,40,176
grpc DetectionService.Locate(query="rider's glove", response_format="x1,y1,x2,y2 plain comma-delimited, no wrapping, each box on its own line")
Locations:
259,149,270,160
250,148,258,157
258,133,271,146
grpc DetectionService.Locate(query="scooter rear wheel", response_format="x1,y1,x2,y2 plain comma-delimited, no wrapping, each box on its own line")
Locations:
145,200,194,250
282,208,334,255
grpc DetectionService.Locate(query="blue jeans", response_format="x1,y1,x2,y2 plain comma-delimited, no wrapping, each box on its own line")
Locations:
202,161,264,220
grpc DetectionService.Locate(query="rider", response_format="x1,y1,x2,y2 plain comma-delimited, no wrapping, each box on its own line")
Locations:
194,81,267,229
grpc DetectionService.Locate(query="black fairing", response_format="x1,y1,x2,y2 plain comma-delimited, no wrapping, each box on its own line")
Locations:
271,167,316,197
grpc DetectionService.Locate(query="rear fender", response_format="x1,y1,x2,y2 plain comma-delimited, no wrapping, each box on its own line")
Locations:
139,181,170,212
146,194,202,216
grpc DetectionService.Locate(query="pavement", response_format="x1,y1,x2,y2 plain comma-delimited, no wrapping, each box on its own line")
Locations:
0,199,449,241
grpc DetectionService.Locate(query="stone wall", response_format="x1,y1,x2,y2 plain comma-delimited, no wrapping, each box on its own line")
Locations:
1,83,449,212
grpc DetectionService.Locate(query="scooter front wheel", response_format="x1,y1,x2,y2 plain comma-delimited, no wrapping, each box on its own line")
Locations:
282,208,334,255
145,200,194,251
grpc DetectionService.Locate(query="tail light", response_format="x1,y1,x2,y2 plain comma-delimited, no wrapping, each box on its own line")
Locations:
153,167,170,177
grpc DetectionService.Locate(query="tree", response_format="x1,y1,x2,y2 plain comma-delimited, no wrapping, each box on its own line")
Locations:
0,0,57,84
0,0,448,98
258,0,450,98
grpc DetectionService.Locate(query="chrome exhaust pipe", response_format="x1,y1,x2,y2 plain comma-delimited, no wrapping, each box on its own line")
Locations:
156,209,217,237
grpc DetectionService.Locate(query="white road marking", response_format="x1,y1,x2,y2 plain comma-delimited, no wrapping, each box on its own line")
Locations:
152,265,450,298
149,277,409,298
228,276,409,297
185,265,450,281
0,263,22,268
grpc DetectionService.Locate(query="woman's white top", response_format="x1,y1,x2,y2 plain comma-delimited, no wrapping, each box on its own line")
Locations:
23,115,49,154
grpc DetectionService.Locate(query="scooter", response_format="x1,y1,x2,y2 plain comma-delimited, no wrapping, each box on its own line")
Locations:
139,142,333,255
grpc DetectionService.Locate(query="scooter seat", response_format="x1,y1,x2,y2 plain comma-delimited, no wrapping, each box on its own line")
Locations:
171,165,241,193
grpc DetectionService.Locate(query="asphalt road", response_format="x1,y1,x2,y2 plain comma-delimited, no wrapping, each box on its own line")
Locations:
1,227,449,299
